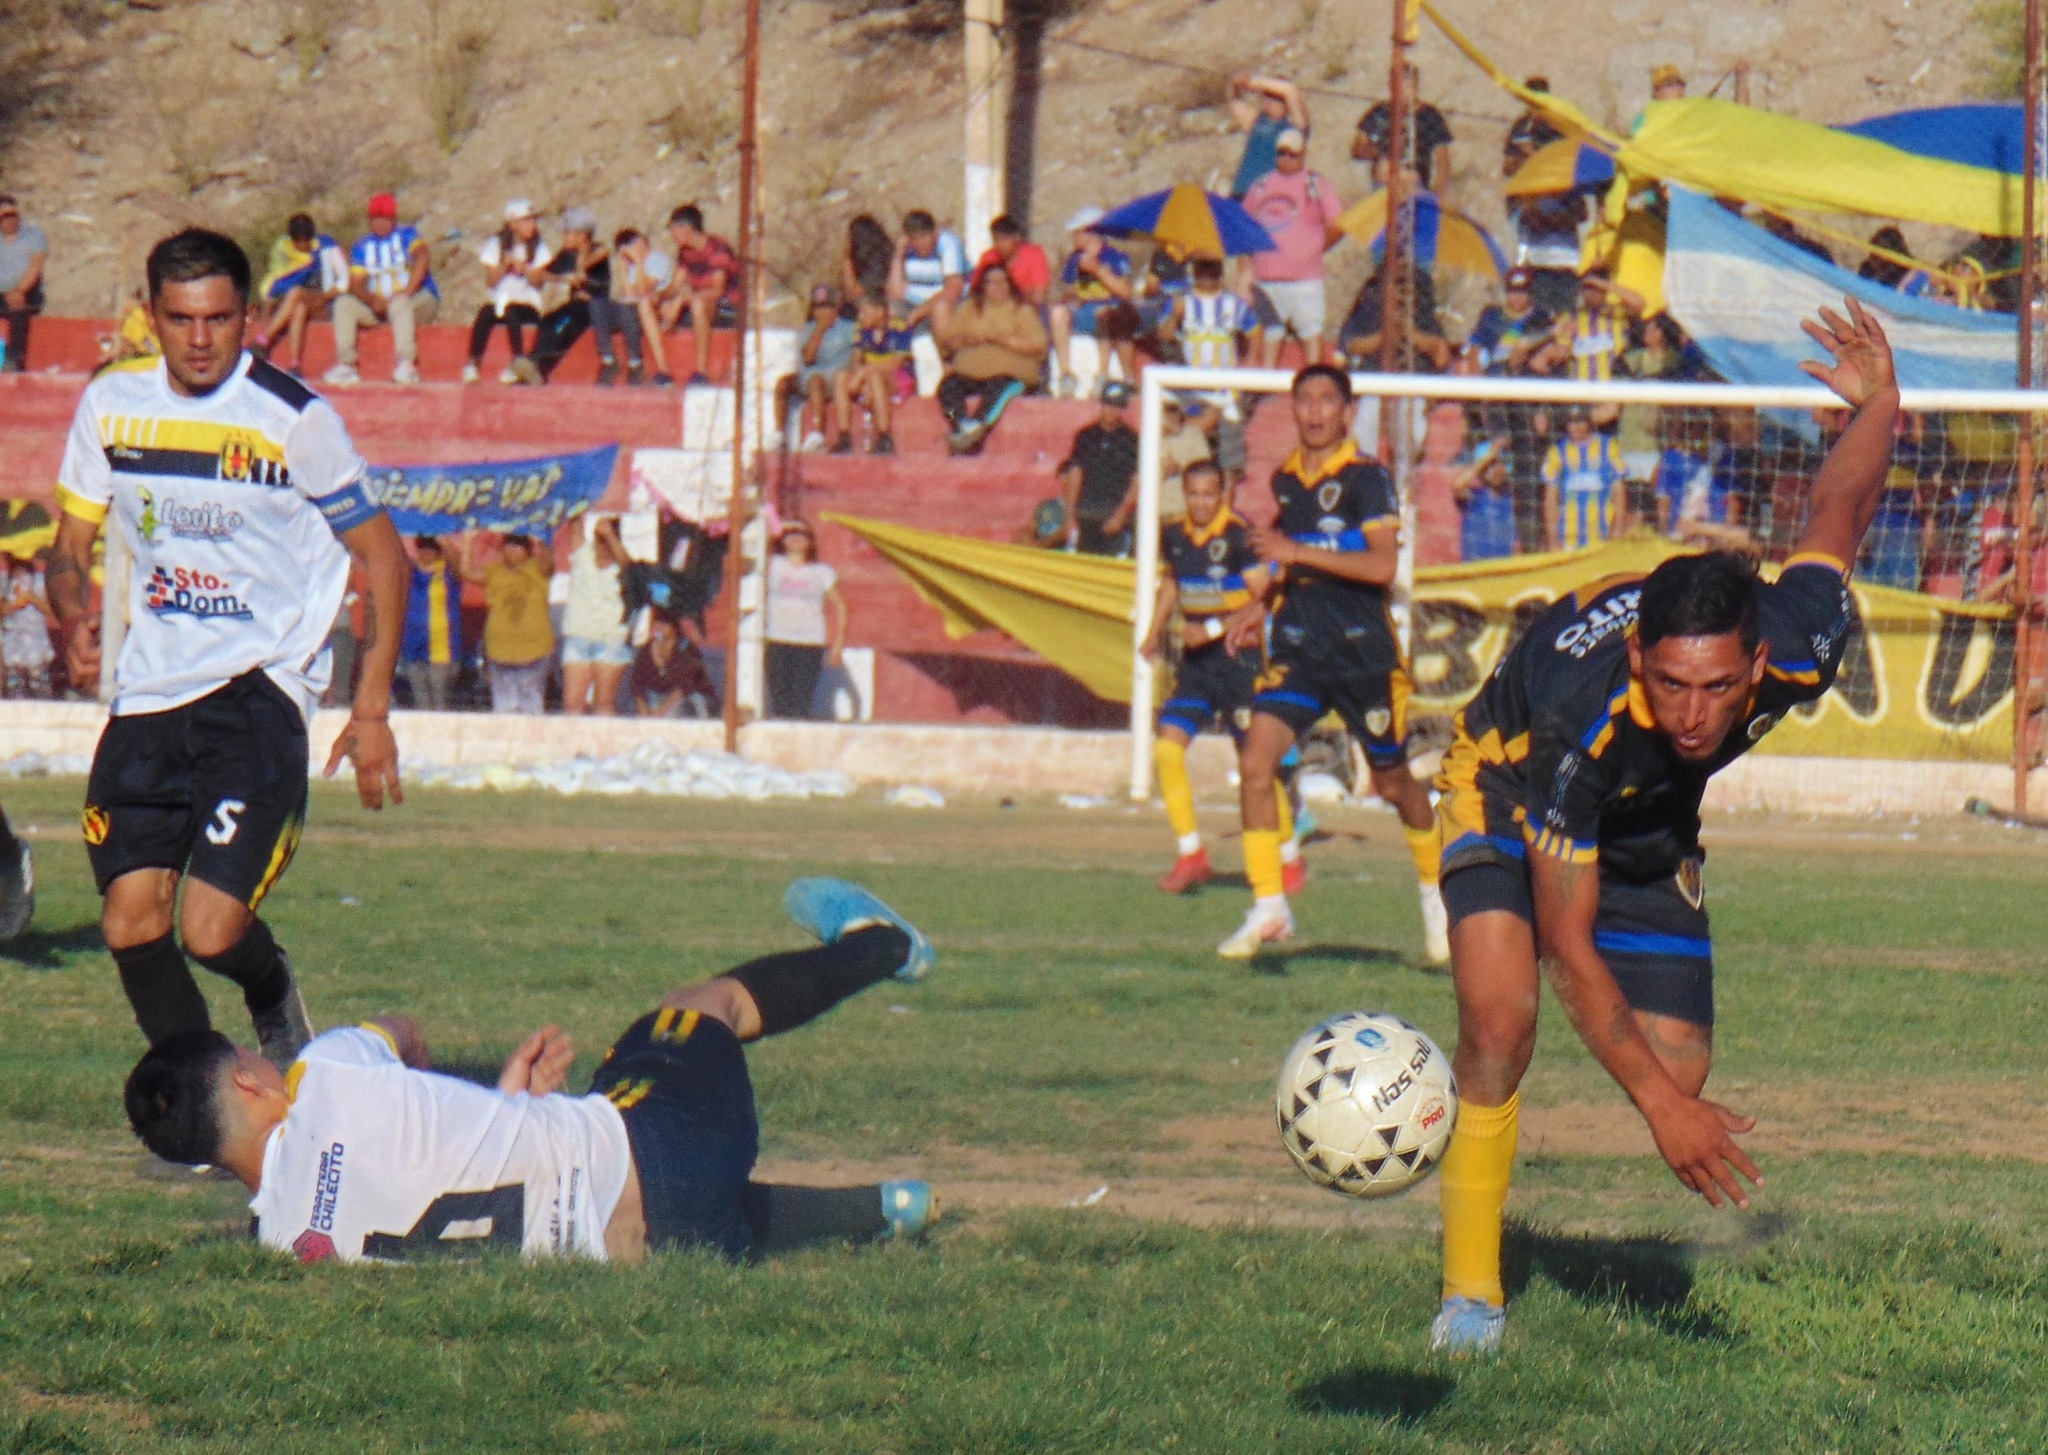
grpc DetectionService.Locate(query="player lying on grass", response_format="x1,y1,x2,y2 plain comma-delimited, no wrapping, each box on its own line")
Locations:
1426,299,1898,1355
123,879,937,1264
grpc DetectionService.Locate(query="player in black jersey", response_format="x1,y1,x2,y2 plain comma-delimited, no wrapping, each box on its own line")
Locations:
1217,365,1447,961
1427,300,1898,1355
1140,461,1281,893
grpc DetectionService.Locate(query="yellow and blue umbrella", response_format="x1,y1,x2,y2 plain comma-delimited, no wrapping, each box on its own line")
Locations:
1337,191,1507,281
1505,137,1618,198
1093,183,1276,258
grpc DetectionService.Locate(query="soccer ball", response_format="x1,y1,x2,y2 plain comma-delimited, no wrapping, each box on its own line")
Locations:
1274,1010,1458,1198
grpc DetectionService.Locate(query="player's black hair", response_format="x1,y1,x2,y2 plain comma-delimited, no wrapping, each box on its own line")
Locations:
1638,551,1762,653
1182,458,1225,491
1291,362,1353,403
124,1030,239,1166
903,209,937,234
668,204,705,231
146,228,252,304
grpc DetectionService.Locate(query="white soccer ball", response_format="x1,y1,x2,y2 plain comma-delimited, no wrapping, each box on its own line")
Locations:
1275,1010,1458,1198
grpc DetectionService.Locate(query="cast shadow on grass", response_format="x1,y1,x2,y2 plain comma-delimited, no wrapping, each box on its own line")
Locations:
2,922,106,970
1293,1364,1455,1423
1252,944,1410,976
1503,1220,1733,1341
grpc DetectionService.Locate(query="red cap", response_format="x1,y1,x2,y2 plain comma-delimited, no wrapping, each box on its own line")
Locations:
367,192,399,219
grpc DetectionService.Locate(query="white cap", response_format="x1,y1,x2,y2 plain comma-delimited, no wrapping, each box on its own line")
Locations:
1065,205,1107,233
504,198,537,221
1276,127,1307,153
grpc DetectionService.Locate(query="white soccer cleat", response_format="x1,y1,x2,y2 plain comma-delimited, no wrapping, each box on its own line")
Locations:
1218,901,1295,960
322,362,360,386
1419,881,1451,967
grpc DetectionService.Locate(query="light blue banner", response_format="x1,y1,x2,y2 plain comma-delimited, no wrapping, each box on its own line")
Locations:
366,445,620,537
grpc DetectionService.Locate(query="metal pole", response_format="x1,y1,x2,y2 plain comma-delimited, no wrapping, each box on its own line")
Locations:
1377,0,1416,448
720,0,762,755
2016,0,2043,813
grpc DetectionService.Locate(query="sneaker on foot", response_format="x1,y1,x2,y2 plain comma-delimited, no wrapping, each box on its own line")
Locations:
685,370,714,388
878,1179,936,1240
322,362,361,386
1282,857,1308,896
783,877,935,982
509,357,542,386
0,835,33,941
497,364,521,384
1218,901,1294,960
1157,849,1214,895
1429,1296,1506,1355
251,962,316,1070
461,361,482,384
800,430,828,453
828,434,854,456
393,361,422,385
871,432,896,456
1419,880,1451,967
649,371,674,387
1293,805,1319,844
596,361,620,386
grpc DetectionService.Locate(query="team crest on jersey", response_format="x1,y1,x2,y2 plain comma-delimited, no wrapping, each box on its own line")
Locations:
215,433,288,488
1364,707,1392,737
1316,480,1343,512
1207,538,1229,563
1675,856,1705,910
81,805,110,845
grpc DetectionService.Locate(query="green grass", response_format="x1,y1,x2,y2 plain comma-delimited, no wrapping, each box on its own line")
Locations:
1,782,2045,1452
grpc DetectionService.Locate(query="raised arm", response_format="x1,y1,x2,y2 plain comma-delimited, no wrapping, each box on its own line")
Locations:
1793,297,1900,567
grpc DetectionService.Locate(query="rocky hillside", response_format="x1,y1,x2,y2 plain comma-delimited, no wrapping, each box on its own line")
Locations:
0,0,2006,324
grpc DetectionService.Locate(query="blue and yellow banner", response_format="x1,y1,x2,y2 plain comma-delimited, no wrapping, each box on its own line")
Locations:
368,445,620,537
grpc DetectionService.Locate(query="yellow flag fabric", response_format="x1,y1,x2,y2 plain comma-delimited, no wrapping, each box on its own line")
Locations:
839,517,2017,763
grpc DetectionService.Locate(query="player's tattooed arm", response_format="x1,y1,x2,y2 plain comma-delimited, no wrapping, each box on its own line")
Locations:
48,511,101,688
324,510,409,810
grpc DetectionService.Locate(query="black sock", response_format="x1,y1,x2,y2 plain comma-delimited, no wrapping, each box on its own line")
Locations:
189,918,290,1017
112,934,211,1044
0,806,19,857
741,1182,889,1257
722,925,910,1037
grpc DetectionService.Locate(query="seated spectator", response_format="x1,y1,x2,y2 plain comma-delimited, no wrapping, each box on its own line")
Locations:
1058,381,1140,557
531,207,609,382
0,553,54,698
101,287,159,368
329,191,439,386
972,215,1052,307
1137,242,1192,348
781,284,857,452
1226,73,1309,199
1338,266,1453,371
1049,207,1140,394
762,520,846,720
935,265,1047,455
631,610,717,717
400,536,463,711
1542,406,1630,549
459,532,556,714
1509,190,1588,317
1156,396,1215,522
560,515,631,716
1242,128,1344,367
1502,78,1562,177
833,292,905,456
1162,255,1251,464
464,200,551,385
1462,268,1552,376
253,213,347,376
890,210,968,338
842,214,894,304
1450,438,1518,562
607,229,674,385
1353,66,1452,191
659,204,740,387
0,196,46,373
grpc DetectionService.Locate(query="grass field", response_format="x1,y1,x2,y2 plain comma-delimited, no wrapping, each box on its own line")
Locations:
2,778,2045,1453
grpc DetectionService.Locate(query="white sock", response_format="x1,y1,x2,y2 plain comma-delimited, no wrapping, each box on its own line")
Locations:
1177,833,1202,856
1255,894,1290,916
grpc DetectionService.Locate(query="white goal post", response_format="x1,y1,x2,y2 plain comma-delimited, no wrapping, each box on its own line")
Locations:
1130,365,2048,802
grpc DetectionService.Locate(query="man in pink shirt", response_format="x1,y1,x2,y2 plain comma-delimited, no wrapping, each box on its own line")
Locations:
1240,128,1345,366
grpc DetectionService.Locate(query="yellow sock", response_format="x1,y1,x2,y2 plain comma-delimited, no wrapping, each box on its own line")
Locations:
1439,1092,1519,1306
1244,829,1285,901
1274,783,1298,862
1404,822,1442,887
1155,737,1199,842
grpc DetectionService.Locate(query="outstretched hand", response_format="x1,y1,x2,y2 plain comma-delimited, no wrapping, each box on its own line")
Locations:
1646,1092,1763,1209
324,717,404,811
498,1025,576,1097
1798,296,1896,409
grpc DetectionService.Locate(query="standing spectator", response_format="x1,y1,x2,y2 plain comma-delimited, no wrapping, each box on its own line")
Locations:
460,533,555,714
1155,396,1215,522
464,200,551,385
329,192,438,385
762,520,846,720
1058,381,1141,556
322,566,363,709
659,204,740,387
1536,269,1640,383
1502,78,1563,177
1353,67,1453,191
1462,268,1553,376
891,210,968,338
1542,407,1629,549
1226,74,1309,199
1162,255,1251,453
1049,207,1140,393
1508,191,1587,317
1449,438,1517,562
1241,129,1345,367
1337,264,1453,371
253,214,347,376
559,516,632,716
0,196,47,372
400,537,462,711
842,215,894,304
606,229,674,385
0,554,54,697
935,265,1048,455
530,207,608,382
782,284,857,452
631,610,717,717
972,215,1052,307
833,292,907,456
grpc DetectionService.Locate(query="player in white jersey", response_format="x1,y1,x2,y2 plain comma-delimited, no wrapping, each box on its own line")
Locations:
124,879,939,1264
47,229,411,1066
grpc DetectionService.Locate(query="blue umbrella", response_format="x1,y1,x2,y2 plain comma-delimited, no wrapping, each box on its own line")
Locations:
1504,138,1618,198
1091,183,1277,257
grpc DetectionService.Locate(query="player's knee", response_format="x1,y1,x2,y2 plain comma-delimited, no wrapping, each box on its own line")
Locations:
1457,1004,1536,1073
102,900,173,951
178,904,256,961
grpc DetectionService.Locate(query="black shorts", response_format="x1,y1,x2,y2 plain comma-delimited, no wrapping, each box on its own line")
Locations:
1252,636,1412,768
1159,642,1257,740
591,1008,759,1260
1440,853,1715,1027
83,671,309,906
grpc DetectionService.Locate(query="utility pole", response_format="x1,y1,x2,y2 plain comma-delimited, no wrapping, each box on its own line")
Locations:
720,0,762,754
1380,0,1419,656
2016,0,2043,811
964,0,1007,256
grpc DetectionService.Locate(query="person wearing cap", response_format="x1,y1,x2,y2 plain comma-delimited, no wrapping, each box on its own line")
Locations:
971,215,1052,309
457,531,556,714
1241,128,1345,369
1049,207,1139,396
0,194,49,372
530,208,609,382
1541,405,1630,550
1502,78,1562,178
1353,64,1452,191
330,192,438,386
783,283,857,452
464,200,553,386
1226,73,1309,199
1463,268,1553,377
1057,381,1141,557
1535,268,1643,385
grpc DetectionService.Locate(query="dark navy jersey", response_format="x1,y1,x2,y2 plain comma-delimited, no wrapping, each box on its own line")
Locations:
1269,441,1400,657
1162,511,1259,619
1438,554,1856,882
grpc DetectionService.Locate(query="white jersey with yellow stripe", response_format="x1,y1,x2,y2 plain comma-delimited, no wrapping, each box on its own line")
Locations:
55,352,384,720
250,1027,633,1265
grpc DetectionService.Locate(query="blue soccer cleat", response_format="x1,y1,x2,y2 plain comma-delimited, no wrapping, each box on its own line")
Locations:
878,1179,936,1241
783,877,935,982
1429,1296,1507,1356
